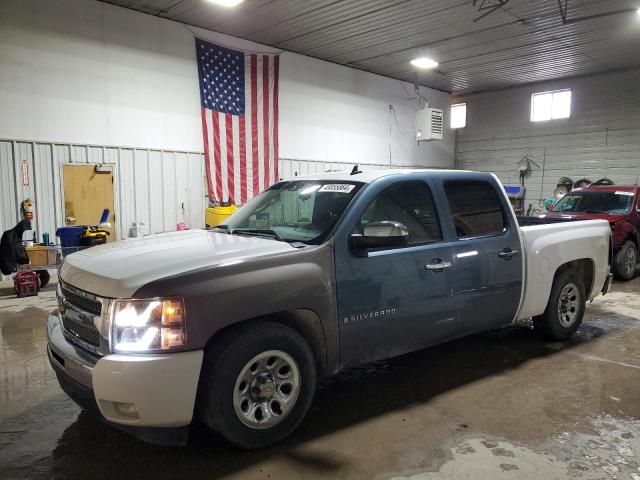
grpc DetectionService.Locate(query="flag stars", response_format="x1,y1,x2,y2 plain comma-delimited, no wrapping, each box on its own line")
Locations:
198,43,246,115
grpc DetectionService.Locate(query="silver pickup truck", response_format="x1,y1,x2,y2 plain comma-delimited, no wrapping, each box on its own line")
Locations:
48,169,612,448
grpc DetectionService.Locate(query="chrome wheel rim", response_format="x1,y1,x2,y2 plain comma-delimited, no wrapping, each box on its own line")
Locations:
624,247,636,276
233,350,301,430
557,282,581,328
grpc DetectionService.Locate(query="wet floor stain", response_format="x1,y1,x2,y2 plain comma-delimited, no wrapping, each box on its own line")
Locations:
392,415,640,480
0,285,57,313
388,414,640,479
1,278,639,479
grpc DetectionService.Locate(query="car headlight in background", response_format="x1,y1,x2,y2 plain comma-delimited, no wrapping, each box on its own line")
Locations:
111,298,186,353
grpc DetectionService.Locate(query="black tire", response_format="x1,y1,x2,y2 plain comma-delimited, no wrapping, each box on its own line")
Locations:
198,321,316,449
37,270,50,288
533,270,586,340
613,241,637,281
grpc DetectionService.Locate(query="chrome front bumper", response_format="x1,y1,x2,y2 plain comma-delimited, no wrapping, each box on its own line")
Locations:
47,313,96,389
47,312,203,445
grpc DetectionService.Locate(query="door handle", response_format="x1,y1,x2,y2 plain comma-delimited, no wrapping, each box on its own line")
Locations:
425,260,453,271
498,249,519,260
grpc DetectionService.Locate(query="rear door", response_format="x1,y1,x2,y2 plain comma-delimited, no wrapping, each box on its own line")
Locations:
434,174,523,332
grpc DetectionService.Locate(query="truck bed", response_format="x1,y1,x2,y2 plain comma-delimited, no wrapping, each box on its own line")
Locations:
516,218,611,321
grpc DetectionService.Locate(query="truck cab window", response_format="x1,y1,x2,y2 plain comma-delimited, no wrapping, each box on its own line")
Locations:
360,181,442,245
444,181,507,238
225,181,363,244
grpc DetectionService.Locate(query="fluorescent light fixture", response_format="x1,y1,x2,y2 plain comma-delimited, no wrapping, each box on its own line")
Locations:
637,8,640,15
410,57,439,69
206,0,244,7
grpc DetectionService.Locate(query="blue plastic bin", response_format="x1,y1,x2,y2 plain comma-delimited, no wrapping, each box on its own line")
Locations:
56,226,84,248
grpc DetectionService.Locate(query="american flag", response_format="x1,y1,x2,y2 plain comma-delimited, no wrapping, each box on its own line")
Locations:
195,38,280,204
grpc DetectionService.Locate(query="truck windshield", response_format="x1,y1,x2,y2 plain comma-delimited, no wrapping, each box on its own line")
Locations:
553,190,634,214
222,180,364,243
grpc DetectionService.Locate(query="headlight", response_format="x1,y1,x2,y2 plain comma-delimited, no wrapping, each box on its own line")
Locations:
111,298,186,353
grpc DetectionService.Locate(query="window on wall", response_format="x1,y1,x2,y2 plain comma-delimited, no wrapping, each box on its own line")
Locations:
531,89,571,122
450,103,467,129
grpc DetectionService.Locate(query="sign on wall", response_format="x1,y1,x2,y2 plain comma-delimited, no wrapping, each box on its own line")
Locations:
21,160,29,186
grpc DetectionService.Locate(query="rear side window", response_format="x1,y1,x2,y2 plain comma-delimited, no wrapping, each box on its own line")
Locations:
444,181,507,238
361,181,442,245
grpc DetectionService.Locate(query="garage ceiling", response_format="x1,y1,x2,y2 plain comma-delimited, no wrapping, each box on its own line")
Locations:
99,0,640,93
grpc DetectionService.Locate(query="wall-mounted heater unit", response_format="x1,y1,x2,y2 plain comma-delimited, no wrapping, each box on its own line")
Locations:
416,107,444,142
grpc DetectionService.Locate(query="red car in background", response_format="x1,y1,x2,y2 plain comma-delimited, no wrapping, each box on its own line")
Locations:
540,185,640,280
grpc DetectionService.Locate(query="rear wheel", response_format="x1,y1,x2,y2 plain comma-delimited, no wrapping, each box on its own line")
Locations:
534,270,586,340
198,322,316,449
614,241,637,281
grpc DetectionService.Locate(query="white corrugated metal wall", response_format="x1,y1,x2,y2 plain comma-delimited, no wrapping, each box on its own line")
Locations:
0,139,206,241
279,158,414,179
455,70,640,213
1,140,420,244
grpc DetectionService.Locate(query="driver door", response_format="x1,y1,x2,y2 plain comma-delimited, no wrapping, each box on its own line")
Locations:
334,179,459,367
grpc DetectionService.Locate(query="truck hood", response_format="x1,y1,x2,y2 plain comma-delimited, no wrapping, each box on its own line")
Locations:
59,230,295,298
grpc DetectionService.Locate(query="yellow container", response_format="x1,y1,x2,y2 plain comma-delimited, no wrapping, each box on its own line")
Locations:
205,205,237,228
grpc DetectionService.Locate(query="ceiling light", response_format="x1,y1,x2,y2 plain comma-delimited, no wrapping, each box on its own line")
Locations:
206,0,244,7
637,7,640,15
410,57,439,70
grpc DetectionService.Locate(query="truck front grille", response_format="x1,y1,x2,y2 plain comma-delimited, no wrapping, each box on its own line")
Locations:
62,315,101,347
59,283,104,349
61,285,102,316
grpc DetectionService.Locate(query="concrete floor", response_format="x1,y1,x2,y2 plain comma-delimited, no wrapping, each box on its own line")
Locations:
1,276,639,480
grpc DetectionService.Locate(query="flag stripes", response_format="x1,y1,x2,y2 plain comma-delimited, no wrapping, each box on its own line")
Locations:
196,38,279,205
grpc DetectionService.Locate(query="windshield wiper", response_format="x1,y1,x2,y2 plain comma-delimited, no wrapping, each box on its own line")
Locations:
583,210,609,214
231,228,285,242
215,226,306,246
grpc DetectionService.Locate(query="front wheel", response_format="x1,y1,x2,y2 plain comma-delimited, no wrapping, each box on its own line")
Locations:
533,270,586,340
614,241,637,281
198,322,316,449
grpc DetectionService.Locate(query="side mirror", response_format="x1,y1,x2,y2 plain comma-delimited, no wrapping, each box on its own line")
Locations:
350,221,409,250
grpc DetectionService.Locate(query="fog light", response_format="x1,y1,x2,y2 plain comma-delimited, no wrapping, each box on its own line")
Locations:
113,401,139,419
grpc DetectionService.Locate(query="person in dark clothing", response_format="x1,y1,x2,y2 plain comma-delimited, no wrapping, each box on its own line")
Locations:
0,219,31,275
0,219,51,288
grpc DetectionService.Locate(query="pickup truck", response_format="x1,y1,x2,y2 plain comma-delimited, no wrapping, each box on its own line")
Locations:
47,169,612,448
539,185,640,281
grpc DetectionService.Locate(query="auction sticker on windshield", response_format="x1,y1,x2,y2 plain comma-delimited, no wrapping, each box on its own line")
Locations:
319,184,356,193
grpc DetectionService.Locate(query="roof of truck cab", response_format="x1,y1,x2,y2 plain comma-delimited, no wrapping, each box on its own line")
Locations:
291,168,475,184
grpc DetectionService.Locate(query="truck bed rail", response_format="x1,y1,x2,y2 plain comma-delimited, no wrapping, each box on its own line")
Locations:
516,216,580,227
